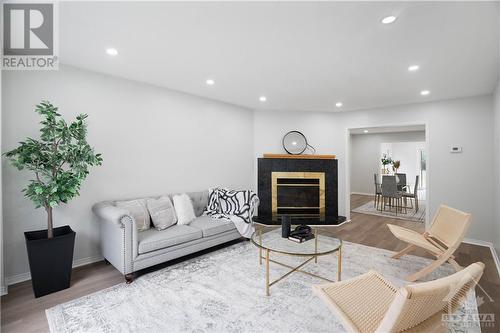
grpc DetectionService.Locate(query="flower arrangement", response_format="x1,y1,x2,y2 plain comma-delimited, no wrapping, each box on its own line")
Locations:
381,154,393,165
381,154,393,174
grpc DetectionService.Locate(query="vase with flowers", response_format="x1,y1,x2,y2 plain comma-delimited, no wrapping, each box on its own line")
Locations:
381,154,393,174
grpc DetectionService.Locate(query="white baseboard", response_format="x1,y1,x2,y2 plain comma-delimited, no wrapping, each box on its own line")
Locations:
463,238,500,278
350,192,374,196
73,254,104,268
463,238,493,247
491,247,500,278
5,272,31,287
0,285,8,296
4,254,104,290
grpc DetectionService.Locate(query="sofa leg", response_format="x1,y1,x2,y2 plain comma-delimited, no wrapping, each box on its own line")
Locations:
125,273,134,284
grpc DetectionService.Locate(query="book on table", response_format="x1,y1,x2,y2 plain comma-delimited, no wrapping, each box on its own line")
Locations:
288,234,315,243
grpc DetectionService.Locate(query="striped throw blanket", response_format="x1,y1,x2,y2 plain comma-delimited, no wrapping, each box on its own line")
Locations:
204,188,259,238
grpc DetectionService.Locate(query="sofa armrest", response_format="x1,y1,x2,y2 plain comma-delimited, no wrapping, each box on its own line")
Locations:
92,201,138,274
92,201,132,226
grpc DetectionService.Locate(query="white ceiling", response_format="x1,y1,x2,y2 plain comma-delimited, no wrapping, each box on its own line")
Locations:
60,2,499,112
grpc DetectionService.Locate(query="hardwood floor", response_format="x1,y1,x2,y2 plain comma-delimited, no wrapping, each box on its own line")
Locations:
1,194,499,332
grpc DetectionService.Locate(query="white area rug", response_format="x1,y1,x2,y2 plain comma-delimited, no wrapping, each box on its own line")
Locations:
352,200,426,222
46,229,479,333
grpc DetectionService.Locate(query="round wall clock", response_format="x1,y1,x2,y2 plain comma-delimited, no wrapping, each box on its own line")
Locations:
282,131,315,155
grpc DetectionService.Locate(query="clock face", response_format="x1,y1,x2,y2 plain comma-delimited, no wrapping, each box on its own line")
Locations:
283,131,307,155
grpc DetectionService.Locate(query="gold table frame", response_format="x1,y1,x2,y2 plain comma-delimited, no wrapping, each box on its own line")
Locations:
251,227,342,296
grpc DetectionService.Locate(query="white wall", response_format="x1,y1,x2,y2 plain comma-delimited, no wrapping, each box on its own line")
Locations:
254,95,494,242
493,82,500,255
0,66,4,295
494,4,500,258
350,131,425,195
2,65,254,280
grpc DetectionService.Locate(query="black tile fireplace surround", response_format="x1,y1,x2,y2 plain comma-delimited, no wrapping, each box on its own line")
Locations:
256,157,346,226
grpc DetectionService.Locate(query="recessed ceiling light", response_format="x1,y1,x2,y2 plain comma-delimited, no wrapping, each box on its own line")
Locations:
364,130,369,133
335,102,343,107
420,90,430,96
381,16,397,24
206,79,215,86
259,96,267,102
106,48,118,56
408,65,419,72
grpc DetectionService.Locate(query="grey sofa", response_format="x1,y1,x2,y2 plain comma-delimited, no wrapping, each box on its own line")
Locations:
92,191,242,282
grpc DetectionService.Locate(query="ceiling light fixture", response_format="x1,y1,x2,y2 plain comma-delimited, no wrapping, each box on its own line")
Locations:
364,130,369,133
381,16,397,24
206,79,215,86
259,96,267,102
106,48,118,56
335,102,343,107
420,90,430,96
408,65,419,72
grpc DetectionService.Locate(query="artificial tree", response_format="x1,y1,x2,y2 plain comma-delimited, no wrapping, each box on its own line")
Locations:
4,101,102,238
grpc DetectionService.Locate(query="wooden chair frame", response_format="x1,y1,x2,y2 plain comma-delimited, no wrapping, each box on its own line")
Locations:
388,204,471,281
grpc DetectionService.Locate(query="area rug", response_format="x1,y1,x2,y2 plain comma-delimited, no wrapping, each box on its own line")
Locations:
46,229,479,333
352,200,426,222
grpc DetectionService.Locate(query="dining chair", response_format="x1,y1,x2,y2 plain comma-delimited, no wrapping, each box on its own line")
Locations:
402,175,419,212
395,173,407,192
388,204,471,281
313,262,484,333
381,175,405,215
373,173,382,209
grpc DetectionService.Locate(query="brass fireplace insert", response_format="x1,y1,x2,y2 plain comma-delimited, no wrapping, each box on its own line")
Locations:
271,171,325,216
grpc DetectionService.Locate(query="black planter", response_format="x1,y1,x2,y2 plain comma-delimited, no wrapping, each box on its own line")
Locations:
24,225,76,298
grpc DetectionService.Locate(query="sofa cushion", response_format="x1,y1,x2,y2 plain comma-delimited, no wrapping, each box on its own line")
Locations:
115,199,150,231
138,225,202,254
168,191,208,217
189,216,236,237
146,196,177,230
172,194,197,225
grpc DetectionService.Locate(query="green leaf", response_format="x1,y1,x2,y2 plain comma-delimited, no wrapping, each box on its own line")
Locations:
3,101,103,225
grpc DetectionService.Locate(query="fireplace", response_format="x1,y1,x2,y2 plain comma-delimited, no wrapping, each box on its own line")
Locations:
272,172,325,216
256,154,346,225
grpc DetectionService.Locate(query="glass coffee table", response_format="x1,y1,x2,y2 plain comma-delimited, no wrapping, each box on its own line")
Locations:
250,227,342,296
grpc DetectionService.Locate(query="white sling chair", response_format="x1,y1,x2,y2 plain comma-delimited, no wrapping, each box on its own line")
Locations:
313,262,484,333
388,204,471,282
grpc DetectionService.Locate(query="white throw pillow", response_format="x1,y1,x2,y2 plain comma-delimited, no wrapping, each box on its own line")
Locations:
172,194,196,225
146,196,177,230
115,199,150,231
